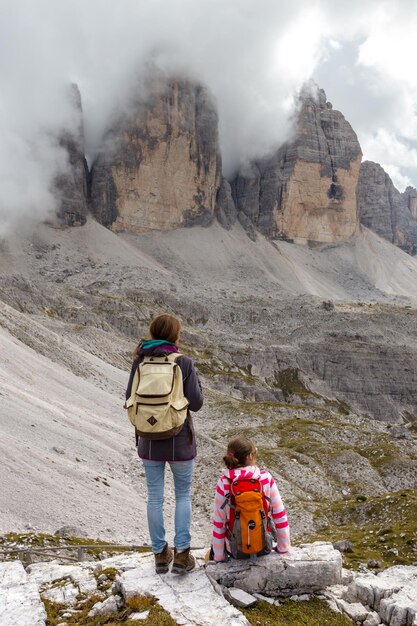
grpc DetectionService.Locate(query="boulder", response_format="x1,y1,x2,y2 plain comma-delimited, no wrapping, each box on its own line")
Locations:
130,610,151,620
205,542,342,597
363,612,381,626
88,594,122,617
90,75,222,233
333,540,353,553
232,86,362,244
336,598,369,623
54,525,86,538
227,588,258,608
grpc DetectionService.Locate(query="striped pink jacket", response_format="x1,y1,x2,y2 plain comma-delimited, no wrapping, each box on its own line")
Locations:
212,466,290,562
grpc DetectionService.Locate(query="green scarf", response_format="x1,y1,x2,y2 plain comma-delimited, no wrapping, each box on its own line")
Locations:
141,339,175,349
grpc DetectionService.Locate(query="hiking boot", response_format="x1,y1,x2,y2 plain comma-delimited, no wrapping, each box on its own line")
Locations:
171,547,196,574
154,543,173,574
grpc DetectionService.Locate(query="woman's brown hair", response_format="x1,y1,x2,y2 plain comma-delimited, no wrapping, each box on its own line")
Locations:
133,313,181,357
223,436,257,470
149,314,181,343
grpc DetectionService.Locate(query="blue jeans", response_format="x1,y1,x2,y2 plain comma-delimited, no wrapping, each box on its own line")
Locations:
142,460,194,554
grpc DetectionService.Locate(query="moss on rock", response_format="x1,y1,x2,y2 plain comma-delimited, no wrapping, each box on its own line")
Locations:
243,598,354,625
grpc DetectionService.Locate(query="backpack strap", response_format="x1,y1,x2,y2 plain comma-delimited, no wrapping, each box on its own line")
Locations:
141,352,182,363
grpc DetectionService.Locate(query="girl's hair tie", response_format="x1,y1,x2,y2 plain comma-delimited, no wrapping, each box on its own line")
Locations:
228,451,235,457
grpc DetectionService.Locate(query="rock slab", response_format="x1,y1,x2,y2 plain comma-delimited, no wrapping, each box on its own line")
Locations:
0,561,46,626
117,551,250,626
206,541,342,597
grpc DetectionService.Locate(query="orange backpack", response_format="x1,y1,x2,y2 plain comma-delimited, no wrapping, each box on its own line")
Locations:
225,476,275,559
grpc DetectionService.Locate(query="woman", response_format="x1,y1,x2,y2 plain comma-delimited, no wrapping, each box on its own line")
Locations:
126,313,203,575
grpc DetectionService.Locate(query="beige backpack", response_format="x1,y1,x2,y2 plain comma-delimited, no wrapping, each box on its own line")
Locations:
124,353,189,439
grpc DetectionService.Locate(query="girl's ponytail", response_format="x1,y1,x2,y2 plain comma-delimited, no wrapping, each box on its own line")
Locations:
223,451,240,470
224,436,256,469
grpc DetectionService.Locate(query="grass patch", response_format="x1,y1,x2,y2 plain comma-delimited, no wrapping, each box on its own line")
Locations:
358,443,398,469
242,598,353,625
41,306,56,318
219,398,327,423
44,593,178,625
197,360,257,383
100,567,118,581
227,413,408,475
276,368,315,401
0,533,150,560
310,489,417,569
2,533,62,547
234,415,338,461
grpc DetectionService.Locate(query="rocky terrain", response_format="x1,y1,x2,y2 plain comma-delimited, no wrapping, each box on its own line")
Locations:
0,218,416,562
1,541,416,625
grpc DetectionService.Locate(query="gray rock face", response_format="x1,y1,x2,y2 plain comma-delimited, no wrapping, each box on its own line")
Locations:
90,76,222,232
403,186,417,219
297,337,417,423
206,542,342,597
215,178,238,230
232,87,362,243
54,85,88,227
358,161,417,255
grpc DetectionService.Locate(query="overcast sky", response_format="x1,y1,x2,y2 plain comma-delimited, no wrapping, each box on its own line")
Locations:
2,0,417,233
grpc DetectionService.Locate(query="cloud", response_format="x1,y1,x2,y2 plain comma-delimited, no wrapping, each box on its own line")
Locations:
2,0,417,233
360,130,417,191
314,1,417,191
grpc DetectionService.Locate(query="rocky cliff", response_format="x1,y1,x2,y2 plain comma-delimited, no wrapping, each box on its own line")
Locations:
230,87,362,243
60,78,417,255
90,77,222,232
358,161,417,255
54,85,88,227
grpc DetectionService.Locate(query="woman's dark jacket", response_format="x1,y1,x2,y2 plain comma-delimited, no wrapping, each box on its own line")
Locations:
125,345,203,461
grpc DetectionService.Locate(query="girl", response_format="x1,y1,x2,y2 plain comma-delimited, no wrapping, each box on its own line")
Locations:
212,436,290,562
